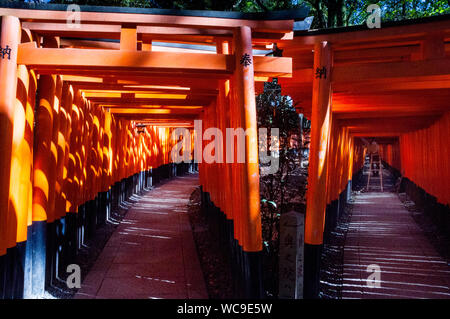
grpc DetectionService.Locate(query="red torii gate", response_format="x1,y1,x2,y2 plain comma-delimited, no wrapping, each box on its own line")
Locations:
1,2,450,300
0,4,299,299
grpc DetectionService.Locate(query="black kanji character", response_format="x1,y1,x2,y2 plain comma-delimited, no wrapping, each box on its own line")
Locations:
240,53,252,67
0,45,12,60
315,66,327,79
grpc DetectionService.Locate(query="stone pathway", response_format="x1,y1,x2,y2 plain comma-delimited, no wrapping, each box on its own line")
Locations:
75,174,208,299
342,191,450,299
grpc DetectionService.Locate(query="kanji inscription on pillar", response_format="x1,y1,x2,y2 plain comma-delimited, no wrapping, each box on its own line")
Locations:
240,53,252,67
0,45,12,60
279,211,305,299
315,66,327,79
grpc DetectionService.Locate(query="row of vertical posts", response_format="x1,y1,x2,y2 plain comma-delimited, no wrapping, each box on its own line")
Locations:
399,112,450,207
0,16,189,299
379,141,401,173
198,27,264,298
397,112,450,233
302,42,368,298
322,124,354,244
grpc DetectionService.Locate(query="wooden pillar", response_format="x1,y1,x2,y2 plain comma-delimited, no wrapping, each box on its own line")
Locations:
0,15,20,299
0,16,20,268
142,37,152,51
47,75,62,224
5,64,32,299
23,68,37,299
31,73,56,297
67,89,81,213
58,83,74,219
120,26,137,51
233,26,262,253
216,40,233,221
233,26,263,298
30,36,60,295
304,41,332,299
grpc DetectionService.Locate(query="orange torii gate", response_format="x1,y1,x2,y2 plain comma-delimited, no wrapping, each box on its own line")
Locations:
1,2,450,300
278,15,450,298
0,3,301,299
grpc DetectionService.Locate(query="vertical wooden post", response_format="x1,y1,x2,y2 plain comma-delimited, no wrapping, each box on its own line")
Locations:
233,26,262,253
23,68,37,299
0,17,20,273
216,40,233,222
48,75,62,224
30,35,60,296
233,26,263,298
120,26,137,51
57,82,74,278
31,73,56,297
304,41,332,299
0,15,19,298
142,37,152,51
5,64,31,299
58,83,73,219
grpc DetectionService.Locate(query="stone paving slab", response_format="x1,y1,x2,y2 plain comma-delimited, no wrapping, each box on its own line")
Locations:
75,174,208,299
343,191,450,299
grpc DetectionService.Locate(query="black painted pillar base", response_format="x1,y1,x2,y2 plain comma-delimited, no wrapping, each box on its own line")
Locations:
304,243,322,299
23,226,33,299
56,216,68,280
14,242,26,298
77,204,86,249
65,212,77,266
0,253,5,299
0,242,29,299
199,186,264,299
97,191,108,227
243,251,264,299
3,244,25,299
347,180,352,203
45,221,56,290
87,198,97,239
2,249,13,299
150,169,154,187
30,221,46,298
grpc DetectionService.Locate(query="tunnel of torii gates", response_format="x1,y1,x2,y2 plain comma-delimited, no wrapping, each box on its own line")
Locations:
0,4,449,299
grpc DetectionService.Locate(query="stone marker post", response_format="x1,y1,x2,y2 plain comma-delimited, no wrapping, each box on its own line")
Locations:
279,211,305,299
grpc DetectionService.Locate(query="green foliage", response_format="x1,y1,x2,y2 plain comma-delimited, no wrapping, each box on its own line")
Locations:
256,79,306,297
50,0,450,29
304,0,450,28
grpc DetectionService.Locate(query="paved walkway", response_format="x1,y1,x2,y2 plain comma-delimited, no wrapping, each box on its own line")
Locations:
342,191,450,299
75,174,208,299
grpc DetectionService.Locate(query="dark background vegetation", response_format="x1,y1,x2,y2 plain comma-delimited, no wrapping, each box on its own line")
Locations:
257,80,309,297
38,0,450,29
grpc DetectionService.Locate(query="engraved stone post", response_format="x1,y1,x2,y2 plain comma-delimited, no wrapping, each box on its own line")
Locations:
279,211,305,299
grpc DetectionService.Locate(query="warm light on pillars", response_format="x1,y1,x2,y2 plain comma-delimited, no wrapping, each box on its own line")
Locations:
305,41,332,246
7,64,32,246
0,16,20,257
233,26,262,252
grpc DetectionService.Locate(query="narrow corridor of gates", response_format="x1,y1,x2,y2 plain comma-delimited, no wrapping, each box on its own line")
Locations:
75,174,207,299
342,163,450,299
